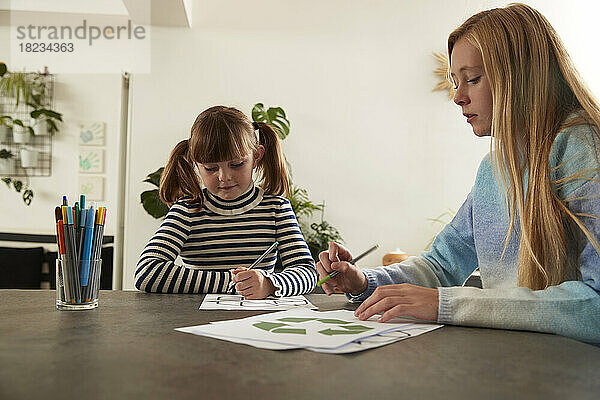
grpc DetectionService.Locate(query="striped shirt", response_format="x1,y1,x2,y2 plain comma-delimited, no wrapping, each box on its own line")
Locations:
134,184,317,296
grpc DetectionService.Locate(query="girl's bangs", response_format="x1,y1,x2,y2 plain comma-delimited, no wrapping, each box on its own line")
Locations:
193,123,255,164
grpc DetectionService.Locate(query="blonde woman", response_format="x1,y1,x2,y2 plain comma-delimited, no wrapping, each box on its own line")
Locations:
317,3,600,344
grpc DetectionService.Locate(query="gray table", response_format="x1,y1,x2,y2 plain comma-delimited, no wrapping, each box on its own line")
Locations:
1,290,599,400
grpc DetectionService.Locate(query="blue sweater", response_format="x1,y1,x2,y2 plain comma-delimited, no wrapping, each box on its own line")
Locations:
351,123,600,344
135,184,317,296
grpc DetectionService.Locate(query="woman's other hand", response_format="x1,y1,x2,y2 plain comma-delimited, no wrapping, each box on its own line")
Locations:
354,283,439,322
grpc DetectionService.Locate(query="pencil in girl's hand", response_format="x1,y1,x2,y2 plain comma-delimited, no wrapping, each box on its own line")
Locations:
227,241,279,292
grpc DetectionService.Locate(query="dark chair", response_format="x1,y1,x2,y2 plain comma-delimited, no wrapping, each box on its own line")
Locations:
0,246,44,289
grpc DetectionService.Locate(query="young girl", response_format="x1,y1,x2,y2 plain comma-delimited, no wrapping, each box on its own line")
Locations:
317,3,600,344
135,106,317,299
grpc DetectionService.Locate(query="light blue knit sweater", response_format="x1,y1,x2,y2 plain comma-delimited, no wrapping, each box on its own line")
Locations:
351,123,600,344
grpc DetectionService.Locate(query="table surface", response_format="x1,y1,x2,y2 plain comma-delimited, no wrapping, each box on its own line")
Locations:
1,290,599,400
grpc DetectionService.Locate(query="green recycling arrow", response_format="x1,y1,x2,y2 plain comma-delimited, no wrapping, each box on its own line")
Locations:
277,317,316,323
318,325,374,336
271,328,307,334
253,322,288,331
317,319,353,324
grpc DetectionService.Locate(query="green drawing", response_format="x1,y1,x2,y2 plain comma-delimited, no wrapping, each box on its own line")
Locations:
337,325,373,332
79,152,100,171
278,317,316,323
254,318,372,337
317,319,353,324
319,325,373,336
253,322,288,331
272,328,307,334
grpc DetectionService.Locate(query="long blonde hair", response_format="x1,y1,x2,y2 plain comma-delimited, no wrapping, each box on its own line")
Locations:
160,106,289,208
448,3,600,289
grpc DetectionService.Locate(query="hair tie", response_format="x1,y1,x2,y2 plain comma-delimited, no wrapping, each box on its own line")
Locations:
252,121,259,130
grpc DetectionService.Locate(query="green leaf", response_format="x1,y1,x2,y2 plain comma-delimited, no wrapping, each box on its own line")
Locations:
0,115,12,126
251,103,267,123
0,149,13,159
2,177,11,187
0,63,6,77
31,108,63,121
140,189,169,219
305,220,343,260
266,107,290,139
287,184,322,219
251,103,290,140
143,167,164,187
12,180,23,192
22,189,33,205
46,119,58,133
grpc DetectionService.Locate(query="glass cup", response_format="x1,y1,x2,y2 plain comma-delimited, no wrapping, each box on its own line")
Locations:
56,258,102,310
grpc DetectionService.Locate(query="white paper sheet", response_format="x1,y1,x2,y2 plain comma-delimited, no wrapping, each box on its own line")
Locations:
179,325,443,353
176,309,443,352
199,294,317,311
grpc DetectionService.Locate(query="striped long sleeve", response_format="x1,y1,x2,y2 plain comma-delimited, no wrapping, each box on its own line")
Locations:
134,201,234,293
270,199,317,296
134,185,317,295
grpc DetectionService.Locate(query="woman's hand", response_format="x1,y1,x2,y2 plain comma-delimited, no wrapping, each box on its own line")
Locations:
316,242,368,296
231,268,276,299
354,283,439,322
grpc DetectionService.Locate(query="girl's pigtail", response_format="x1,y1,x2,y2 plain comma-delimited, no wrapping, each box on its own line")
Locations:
256,122,290,196
159,139,203,207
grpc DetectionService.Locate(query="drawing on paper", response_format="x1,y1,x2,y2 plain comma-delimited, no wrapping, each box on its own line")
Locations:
252,317,374,336
210,295,310,308
199,294,316,311
79,148,104,173
79,176,104,201
79,122,105,145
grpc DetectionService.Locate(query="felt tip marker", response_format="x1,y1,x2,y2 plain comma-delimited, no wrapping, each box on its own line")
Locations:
317,244,379,286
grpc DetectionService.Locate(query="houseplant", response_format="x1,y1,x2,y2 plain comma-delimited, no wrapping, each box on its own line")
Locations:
141,103,343,260
0,148,13,174
0,62,63,205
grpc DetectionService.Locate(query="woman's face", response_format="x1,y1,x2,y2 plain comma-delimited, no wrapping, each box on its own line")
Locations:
450,38,493,137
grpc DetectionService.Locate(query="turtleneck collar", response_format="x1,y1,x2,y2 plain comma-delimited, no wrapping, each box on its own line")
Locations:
203,183,264,215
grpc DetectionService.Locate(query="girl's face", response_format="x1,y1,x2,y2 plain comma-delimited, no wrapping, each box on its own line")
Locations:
198,146,264,200
450,38,493,137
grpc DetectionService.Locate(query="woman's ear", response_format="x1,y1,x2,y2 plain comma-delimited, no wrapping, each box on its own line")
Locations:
253,145,265,167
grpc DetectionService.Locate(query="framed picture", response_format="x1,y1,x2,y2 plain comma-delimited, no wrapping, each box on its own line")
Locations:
78,121,105,145
79,176,104,201
79,148,104,173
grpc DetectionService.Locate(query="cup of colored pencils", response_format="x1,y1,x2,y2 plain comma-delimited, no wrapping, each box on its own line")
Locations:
54,195,107,311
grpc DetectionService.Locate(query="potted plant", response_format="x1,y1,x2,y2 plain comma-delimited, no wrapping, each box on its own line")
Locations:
31,108,62,135
20,146,38,168
140,103,343,260
0,63,62,206
11,119,33,143
0,148,14,174
0,67,47,108
0,116,11,142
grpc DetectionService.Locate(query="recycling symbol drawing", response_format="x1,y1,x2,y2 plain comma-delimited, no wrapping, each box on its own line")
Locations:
252,317,374,336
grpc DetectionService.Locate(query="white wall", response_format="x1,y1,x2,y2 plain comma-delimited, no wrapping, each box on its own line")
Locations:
1,1,598,290
121,0,600,289
0,12,121,242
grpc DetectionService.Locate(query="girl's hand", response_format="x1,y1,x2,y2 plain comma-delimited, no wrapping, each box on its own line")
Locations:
316,242,368,296
231,268,276,299
354,283,439,323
